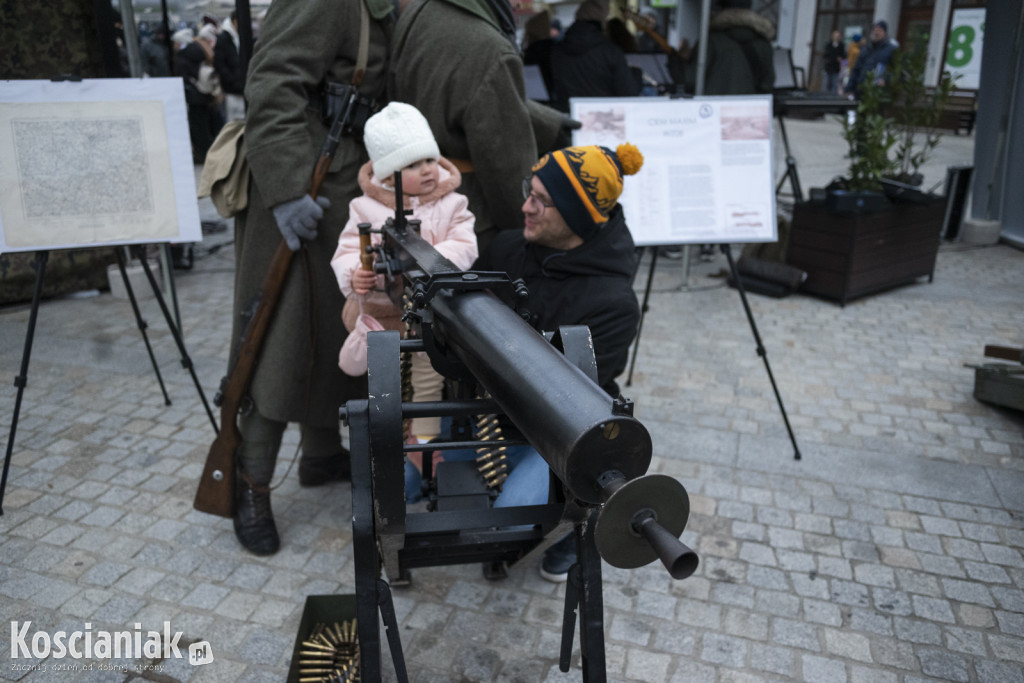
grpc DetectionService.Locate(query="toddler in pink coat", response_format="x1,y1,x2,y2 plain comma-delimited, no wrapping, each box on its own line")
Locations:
330,102,477,450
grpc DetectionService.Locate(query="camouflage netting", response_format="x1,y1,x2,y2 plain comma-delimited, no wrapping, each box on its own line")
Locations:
0,0,126,304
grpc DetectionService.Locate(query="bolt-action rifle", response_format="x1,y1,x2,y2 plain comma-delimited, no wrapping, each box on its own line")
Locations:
193,90,360,517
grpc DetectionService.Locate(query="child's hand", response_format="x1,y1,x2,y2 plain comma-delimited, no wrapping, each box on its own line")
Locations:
351,268,377,295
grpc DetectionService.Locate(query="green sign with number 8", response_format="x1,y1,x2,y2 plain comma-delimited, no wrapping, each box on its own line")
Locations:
946,25,975,68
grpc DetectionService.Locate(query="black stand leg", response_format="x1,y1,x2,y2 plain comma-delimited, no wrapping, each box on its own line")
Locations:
131,246,218,434
774,117,804,203
1,251,49,515
115,250,171,406
559,562,580,672
349,398,410,683
163,244,184,334
557,515,607,681
626,247,658,387
722,245,802,460
577,514,606,681
376,579,409,683
349,400,382,680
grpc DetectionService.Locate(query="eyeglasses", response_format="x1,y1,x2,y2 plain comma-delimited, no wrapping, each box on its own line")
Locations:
522,178,555,211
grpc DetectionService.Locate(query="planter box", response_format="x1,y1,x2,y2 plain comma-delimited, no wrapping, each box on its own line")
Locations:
786,197,945,305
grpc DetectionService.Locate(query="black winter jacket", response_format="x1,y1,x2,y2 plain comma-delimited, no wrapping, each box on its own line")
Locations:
476,206,640,397
550,21,640,113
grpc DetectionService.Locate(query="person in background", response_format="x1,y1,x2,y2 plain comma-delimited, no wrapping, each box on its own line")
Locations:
214,11,246,121
523,10,557,99
668,0,775,96
141,24,171,77
548,0,641,113
846,20,895,97
173,27,220,163
822,29,845,94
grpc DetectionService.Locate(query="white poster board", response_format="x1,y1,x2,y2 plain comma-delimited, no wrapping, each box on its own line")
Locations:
945,8,985,90
0,78,202,254
571,96,777,246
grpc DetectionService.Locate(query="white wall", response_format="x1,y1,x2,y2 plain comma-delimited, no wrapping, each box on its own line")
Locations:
925,0,952,86
790,0,817,78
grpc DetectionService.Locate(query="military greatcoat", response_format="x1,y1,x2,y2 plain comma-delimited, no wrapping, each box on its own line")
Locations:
390,0,562,248
233,0,392,428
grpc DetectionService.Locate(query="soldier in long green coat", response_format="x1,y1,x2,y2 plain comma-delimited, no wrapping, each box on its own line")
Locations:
390,0,564,250
230,0,393,555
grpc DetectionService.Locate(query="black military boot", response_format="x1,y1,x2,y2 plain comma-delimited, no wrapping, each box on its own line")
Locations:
233,474,280,556
298,446,352,487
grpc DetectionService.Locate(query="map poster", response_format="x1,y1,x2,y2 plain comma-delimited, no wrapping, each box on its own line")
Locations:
0,78,201,253
571,96,777,247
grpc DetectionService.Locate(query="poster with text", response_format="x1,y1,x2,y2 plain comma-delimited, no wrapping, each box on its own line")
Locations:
571,96,776,246
0,78,201,253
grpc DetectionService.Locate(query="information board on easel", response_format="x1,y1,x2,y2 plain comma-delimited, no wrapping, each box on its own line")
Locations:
0,78,202,253
571,95,777,246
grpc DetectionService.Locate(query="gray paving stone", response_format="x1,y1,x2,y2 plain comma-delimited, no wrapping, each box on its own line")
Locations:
976,660,1024,683
981,542,1024,567
918,647,969,682
871,638,918,671
772,617,819,651
912,595,956,623
991,585,1024,612
893,616,943,645
801,653,847,683
989,634,1024,664
823,628,873,662
700,633,747,667
849,608,894,636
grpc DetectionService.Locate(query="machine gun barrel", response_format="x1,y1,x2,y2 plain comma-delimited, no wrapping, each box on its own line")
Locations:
428,288,651,505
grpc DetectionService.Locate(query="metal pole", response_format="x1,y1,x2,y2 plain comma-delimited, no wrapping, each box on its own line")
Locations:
694,0,712,97
118,0,144,78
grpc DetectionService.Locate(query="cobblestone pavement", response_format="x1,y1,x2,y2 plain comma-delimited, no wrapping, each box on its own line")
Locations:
1,118,1022,682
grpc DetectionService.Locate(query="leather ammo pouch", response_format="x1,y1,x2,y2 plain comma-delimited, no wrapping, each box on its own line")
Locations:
321,82,378,142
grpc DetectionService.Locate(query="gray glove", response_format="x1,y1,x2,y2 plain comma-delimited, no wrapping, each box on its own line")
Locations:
272,195,331,251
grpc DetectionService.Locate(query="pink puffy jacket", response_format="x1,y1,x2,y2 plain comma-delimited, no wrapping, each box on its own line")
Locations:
330,158,478,318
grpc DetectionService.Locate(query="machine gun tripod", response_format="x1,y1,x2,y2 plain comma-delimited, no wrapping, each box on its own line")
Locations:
340,176,699,681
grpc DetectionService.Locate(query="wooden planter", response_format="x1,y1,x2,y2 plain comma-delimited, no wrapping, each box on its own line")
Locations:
786,197,945,306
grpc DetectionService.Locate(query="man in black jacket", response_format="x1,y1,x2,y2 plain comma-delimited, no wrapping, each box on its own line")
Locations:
549,0,640,113
472,142,644,580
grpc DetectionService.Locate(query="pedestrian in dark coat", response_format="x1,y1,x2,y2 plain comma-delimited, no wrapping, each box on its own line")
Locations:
390,0,564,251
846,20,896,97
228,0,393,556
141,25,171,77
174,28,220,163
549,0,641,113
822,29,846,94
668,0,775,95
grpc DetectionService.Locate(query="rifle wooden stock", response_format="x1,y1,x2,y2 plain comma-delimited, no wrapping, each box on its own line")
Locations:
194,130,337,517
194,241,295,517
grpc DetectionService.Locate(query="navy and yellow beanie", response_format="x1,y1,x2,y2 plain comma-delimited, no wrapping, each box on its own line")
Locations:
531,143,644,241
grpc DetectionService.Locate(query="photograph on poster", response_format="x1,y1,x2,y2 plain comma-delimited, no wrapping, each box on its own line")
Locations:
571,96,777,246
0,78,201,254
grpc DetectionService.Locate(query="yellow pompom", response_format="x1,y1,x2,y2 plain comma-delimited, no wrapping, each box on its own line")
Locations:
617,143,644,176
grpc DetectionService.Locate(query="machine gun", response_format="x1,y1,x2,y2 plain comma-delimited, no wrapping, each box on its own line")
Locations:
341,175,699,682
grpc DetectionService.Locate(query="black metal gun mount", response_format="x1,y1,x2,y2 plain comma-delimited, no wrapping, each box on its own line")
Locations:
341,178,699,682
